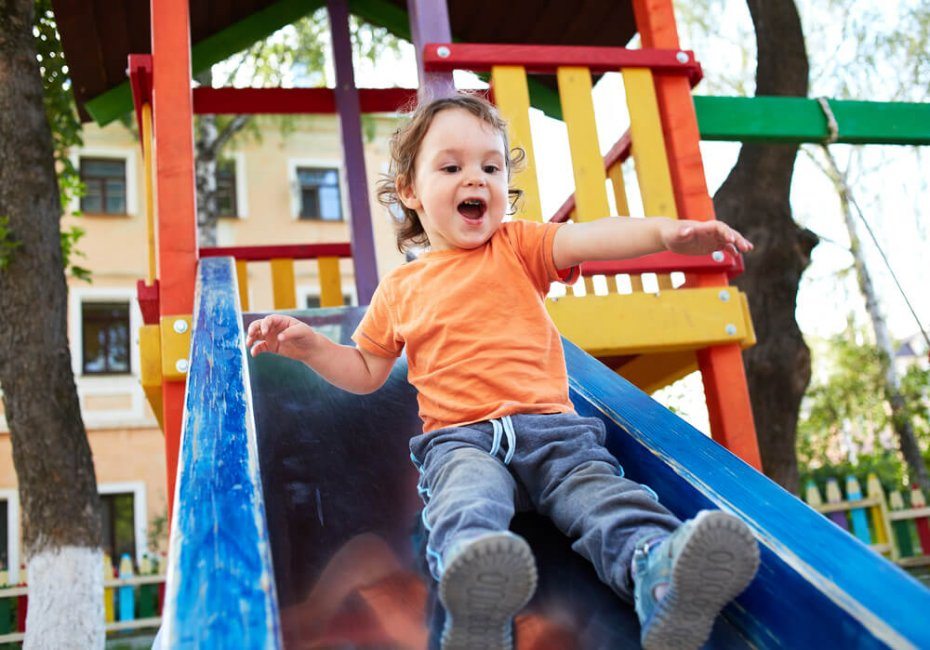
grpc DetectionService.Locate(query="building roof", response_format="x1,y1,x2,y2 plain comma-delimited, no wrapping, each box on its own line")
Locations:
50,0,637,123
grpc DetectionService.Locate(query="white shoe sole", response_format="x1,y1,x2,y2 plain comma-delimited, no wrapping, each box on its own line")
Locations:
642,511,760,650
439,533,538,650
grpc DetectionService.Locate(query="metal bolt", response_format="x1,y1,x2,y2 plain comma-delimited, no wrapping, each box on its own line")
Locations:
712,251,725,262
718,290,730,302
725,324,737,336
437,46,451,58
676,51,690,64
175,359,189,373
173,319,188,334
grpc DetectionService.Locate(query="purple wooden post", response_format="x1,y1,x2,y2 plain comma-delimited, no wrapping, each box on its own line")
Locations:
327,0,378,305
406,0,456,100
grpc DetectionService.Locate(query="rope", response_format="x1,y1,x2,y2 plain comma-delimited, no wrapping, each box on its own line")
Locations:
847,192,930,352
816,97,840,144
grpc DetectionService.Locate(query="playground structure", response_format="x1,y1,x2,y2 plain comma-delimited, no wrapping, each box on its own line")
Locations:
804,474,930,568
35,0,930,647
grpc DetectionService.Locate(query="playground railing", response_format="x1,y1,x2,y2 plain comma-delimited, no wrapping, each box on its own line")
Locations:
199,242,354,311
0,573,165,645
804,474,930,568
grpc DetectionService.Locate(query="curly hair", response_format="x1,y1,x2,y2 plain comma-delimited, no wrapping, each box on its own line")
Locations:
376,93,525,253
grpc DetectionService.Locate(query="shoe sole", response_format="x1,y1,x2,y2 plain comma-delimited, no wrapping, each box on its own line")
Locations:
642,511,760,650
439,533,538,650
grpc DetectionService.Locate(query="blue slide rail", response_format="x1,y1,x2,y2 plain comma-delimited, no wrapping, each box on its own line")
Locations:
162,256,930,648
161,258,281,648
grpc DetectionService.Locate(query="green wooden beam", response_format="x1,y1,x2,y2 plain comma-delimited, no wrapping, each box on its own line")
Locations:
84,0,323,125
694,95,930,145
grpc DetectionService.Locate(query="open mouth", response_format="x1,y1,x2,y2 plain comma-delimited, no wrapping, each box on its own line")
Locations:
457,198,486,222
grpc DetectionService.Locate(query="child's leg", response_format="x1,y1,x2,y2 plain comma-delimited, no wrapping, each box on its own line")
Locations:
414,445,521,577
411,430,537,650
510,414,680,600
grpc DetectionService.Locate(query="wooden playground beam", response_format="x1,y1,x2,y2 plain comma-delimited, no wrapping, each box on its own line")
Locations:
694,95,930,145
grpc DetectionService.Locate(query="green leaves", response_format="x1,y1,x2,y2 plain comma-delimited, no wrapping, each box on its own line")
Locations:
34,0,90,282
798,329,930,491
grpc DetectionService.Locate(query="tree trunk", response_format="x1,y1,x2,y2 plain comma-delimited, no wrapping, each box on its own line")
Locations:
713,0,816,492
194,69,250,247
817,146,930,494
0,3,103,647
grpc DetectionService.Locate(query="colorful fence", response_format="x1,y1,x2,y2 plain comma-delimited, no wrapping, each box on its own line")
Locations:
0,554,165,646
804,474,930,568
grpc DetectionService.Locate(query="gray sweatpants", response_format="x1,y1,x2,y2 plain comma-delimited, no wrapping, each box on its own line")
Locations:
409,412,680,602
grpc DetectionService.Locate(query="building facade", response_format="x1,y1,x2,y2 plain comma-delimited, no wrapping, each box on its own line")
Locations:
0,113,405,582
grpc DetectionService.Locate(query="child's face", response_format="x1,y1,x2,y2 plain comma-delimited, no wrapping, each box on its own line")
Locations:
399,108,509,252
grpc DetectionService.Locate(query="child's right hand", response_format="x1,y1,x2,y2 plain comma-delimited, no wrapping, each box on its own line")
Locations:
246,314,319,361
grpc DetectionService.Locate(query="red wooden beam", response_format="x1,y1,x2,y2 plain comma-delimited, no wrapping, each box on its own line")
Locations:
191,87,417,115
199,243,353,261
423,43,702,84
580,250,744,279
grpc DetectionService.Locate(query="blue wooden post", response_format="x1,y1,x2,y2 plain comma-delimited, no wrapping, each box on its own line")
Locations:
118,554,136,622
327,0,379,305
406,0,456,101
846,476,873,545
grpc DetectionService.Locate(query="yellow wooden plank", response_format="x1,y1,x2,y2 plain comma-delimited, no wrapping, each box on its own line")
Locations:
607,162,630,216
318,256,344,307
270,258,297,310
623,68,678,290
547,287,752,356
159,315,191,381
491,66,543,222
738,291,756,347
557,67,610,222
235,260,250,311
141,103,157,285
614,350,698,394
139,324,164,429
622,68,678,218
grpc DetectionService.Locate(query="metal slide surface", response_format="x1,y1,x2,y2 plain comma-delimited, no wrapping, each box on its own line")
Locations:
165,258,930,649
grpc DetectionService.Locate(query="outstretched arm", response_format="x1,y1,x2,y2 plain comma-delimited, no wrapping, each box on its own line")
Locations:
245,314,395,394
552,216,753,270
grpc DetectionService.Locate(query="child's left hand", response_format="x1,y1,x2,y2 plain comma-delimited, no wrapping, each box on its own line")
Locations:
662,220,753,256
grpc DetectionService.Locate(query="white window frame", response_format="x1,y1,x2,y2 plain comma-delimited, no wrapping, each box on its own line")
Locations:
69,146,139,217
70,287,150,427
297,283,358,310
98,482,148,567
0,489,20,584
218,151,249,219
287,158,347,222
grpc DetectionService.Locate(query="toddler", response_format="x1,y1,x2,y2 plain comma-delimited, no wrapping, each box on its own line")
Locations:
247,94,759,650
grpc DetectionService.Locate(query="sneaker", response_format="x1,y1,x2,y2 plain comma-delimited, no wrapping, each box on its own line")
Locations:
439,531,538,650
633,510,760,650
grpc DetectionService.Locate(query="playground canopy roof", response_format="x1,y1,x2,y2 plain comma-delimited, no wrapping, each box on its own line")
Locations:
50,0,637,123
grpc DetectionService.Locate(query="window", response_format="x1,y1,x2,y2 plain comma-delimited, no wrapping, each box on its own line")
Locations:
100,493,135,569
306,294,353,309
82,302,131,375
80,157,127,214
216,159,238,218
297,167,342,221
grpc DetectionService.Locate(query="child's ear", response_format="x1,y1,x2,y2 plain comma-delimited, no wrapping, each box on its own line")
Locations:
397,175,422,211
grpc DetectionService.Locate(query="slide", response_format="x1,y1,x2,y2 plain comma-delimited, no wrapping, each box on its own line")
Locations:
157,258,930,649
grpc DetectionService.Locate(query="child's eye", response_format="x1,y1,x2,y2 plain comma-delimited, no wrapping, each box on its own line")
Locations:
441,165,460,173
483,165,501,174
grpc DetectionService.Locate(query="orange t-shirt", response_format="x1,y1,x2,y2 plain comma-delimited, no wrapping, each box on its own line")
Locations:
352,219,579,432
